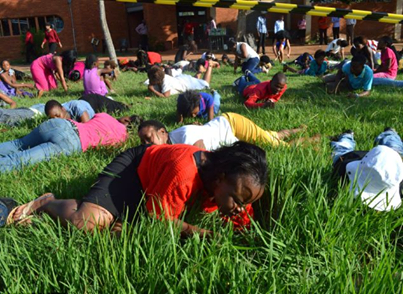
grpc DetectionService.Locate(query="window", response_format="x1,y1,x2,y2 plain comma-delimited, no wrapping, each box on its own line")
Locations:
179,12,194,17
1,19,10,36
0,15,63,37
197,11,206,16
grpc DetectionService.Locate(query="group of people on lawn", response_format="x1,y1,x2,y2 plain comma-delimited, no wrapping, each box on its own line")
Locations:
0,28,402,238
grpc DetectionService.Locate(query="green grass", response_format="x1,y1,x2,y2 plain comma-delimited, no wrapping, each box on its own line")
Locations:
1,62,403,293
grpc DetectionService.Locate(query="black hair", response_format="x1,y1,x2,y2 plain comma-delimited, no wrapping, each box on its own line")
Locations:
176,90,201,118
222,54,229,61
136,50,149,67
260,55,271,64
44,100,63,115
227,38,237,50
301,52,310,61
138,120,168,133
340,40,349,47
353,36,366,46
0,59,9,70
127,115,144,128
147,65,165,85
85,54,98,70
196,58,206,71
199,141,268,191
59,50,77,76
314,49,326,59
351,54,367,66
69,70,81,81
380,36,400,61
204,51,213,60
45,22,53,28
272,72,287,84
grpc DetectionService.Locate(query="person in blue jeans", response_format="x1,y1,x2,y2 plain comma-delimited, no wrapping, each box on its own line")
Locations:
235,69,262,95
331,128,403,211
176,90,221,123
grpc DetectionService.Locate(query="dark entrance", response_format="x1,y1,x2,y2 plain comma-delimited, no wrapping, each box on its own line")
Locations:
176,6,208,48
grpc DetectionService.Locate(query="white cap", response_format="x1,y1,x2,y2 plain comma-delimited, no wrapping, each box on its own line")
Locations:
346,145,403,211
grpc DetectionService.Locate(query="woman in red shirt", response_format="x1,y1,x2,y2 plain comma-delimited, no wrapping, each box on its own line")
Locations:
7,142,268,236
41,23,62,54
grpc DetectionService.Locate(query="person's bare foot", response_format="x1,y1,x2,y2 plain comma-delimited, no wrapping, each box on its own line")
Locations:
37,90,44,99
9,193,55,224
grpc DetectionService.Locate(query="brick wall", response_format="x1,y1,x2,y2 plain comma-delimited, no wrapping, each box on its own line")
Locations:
0,0,128,61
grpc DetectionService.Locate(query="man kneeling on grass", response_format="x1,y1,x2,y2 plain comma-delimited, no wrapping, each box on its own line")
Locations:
3,142,268,236
330,128,403,211
322,55,373,98
234,71,287,109
137,113,320,151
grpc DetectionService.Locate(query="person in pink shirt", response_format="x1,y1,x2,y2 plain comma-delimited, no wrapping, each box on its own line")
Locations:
68,61,85,82
373,36,398,80
0,113,141,173
83,54,113,96
30,50,77,98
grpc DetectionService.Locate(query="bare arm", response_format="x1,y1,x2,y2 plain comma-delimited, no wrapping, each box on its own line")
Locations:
0,93,17,108
239,43,248,59
79,111,91,123
286,40,291,58
193,139,206,150
207,106,214,121
54,56,68,92
148,84,170,98
177,112,184,123
0,74,34,89
341,48,345,60
375,58,391,73
173,219,213,238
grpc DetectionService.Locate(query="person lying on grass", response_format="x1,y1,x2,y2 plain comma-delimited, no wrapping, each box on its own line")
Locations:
194,58,219,79
234,71,287,109
45,99,95,123
322,55,373,98
176,90,221,123
146,61,213,98
138,113,319,150
0,94,129,127
283,49,328,77
6,142,268,236
330,128,403,211
0,113,141,173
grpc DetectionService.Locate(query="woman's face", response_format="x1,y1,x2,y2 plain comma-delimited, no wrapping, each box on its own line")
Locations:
213,175,264,217
377,40,386,50
1,61,10,71
45,25,51,31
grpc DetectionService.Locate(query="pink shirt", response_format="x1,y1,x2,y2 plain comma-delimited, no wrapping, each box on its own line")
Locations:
83,67,108,96
70,113,128,152
381,47,398,79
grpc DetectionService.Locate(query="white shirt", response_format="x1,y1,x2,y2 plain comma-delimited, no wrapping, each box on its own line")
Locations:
169,116,238,151
326,39,343,53
236,42,259,62
160,74,186,95
274,20,284,34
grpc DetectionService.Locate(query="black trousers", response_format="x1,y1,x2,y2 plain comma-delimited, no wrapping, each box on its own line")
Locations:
319,29,328,45
332,27,340,40
140,35,148,51
25,43,35,63
257,33,266,54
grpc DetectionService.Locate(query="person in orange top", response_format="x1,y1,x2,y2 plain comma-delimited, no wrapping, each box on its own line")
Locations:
235,71,287,109
6,142,268,236
318,17,328,45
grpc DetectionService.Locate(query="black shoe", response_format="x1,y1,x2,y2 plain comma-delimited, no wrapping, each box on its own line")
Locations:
0,198,17,227
244,69,252,77
232,77,241,87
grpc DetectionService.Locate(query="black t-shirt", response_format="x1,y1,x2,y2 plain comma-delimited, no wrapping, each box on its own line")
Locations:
80,94,129,114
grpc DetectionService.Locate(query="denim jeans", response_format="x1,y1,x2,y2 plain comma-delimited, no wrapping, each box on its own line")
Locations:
237,71,261,95
373,78,403,87
0,118,82,173
331,130,403,164
212,90,221,114
241,57,260,73
0,108,35,127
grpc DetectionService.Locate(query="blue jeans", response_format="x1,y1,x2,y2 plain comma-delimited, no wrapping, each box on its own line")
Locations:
331,130,403,164
241,57,260,73
237,71,261,95
0,119,82,173
212,90,221,114
373,78,403,87
0,108,35,127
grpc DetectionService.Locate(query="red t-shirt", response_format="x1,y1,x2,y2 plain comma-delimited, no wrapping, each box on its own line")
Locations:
242,80,287,108
137,144,253,228
318,17,328,30
43,29,60,44
184,23,194,35
147,52,162,65
25,32,34,44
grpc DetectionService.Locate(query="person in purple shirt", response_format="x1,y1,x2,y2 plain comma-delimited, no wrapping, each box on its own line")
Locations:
176,90,221,123
83,54,114,96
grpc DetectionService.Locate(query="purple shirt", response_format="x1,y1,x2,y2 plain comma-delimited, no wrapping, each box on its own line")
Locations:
83,68,108,96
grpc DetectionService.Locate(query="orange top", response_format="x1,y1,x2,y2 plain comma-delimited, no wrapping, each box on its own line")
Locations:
137,144,253,228
318,17,328,30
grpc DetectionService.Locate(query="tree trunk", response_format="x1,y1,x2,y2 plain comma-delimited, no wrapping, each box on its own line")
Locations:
99,0,118,64
236,10,253,40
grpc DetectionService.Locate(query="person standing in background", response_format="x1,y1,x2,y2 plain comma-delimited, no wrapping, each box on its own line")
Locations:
331,17,340,40
346,18,357,45
41,23,62,54
273,15,284,44
25,30,35,63
136,20,148,51
256,12,267,54
297,16,306,45
318,17,328,45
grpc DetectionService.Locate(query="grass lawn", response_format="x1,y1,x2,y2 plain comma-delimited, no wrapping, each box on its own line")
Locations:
1,62,403,293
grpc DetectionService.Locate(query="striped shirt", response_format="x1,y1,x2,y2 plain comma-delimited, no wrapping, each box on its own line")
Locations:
256,16,267,34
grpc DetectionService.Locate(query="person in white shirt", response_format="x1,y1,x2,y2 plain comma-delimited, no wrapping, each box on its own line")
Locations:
331,17,340,40
137,113,309,151
273,15,285,44
325,38,349,60
146,61,214,97
135,20,148,50
256,12,268,54
228,39,260,74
